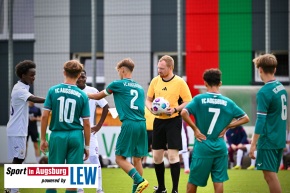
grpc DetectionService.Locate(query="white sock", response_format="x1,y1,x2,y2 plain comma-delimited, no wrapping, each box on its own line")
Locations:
36,156,41,163
251,151,257,166
236,149,243,166
182,152,190,170
89,155,103,191
97,158,103,191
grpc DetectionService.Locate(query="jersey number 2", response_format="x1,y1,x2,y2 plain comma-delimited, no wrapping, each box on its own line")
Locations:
58,96,76,123
130,89,138,110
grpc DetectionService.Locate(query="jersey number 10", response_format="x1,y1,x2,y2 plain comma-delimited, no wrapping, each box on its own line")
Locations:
58,96,76,123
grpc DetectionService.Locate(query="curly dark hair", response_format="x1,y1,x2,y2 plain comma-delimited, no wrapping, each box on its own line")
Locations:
203,68,222,86
15,60,36,78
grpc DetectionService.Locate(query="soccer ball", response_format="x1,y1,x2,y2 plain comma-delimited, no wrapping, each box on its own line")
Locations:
152,97,169,114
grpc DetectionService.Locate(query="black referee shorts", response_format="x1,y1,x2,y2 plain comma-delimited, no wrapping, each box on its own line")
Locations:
152,116,182,150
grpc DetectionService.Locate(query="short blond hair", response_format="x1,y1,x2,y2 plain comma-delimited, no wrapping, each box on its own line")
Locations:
63,60,83,78
253,54,277,74
159,55,174,70
116,58,135,72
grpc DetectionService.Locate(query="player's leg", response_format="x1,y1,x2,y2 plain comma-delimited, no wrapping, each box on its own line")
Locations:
7,136,26,193
143,130,153,168
116,120,148,193
227,146,234,168
167,117,182,193
263,171,282,193
31,128,41,163
211,155,229,193
234,149,243,168
180,122,190,173
186,183,197,193
213,183,223,193
65,130,85,193
256,149,283,193
187,157,212,193
152,118,168,192
25,133,30,162
168,149,180,193
181,151,190,173
133,120,149,193
133,157,143,175
88,133,104,193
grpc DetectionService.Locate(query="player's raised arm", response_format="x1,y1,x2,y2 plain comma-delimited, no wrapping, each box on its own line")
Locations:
87,90,107,100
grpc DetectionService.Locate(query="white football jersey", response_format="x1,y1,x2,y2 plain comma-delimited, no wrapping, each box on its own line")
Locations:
6,81,32,136
82,85,108,125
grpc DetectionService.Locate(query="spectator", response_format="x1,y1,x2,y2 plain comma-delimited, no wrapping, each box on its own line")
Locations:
226,126,256,170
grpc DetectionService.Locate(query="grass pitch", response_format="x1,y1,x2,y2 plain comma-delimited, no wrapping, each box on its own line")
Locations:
1,166,289,193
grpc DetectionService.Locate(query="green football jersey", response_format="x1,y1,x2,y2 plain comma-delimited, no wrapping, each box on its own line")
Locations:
256,80,287,149
185,92,246,158
44,83,90,131
105,78,145,122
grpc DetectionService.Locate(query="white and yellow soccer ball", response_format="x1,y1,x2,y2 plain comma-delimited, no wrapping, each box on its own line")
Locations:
152,97,170,114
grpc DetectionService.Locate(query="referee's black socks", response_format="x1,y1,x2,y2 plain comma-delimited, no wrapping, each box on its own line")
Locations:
170,162,180,192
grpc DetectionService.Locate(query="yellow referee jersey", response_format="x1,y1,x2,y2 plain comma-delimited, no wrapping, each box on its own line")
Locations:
147,75,192,119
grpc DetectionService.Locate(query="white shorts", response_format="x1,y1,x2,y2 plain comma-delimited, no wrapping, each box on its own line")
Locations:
7,136,26,161
90,133,99,157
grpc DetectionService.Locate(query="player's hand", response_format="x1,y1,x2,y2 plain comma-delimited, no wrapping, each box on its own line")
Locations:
249,144,256,159
237,143,244,149
231,144,238,151
84,149,89,161
165,108,175,116
40,140,48,155
150,107,161,116
194,129,206,142
218,128,228,138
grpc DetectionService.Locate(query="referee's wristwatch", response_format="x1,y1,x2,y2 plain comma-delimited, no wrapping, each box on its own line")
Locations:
174,107,178,113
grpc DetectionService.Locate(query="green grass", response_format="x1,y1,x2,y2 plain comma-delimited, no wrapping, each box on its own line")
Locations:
1,166,290,193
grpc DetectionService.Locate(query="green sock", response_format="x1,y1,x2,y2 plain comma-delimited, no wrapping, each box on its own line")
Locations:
132,183,137,193
128,168,143,184
46,189,57,193
65,190,77,193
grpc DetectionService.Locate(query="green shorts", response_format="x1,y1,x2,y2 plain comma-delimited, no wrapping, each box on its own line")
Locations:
48,130,84,164
115,120,148,158
256,149,283,173
188,155,229,187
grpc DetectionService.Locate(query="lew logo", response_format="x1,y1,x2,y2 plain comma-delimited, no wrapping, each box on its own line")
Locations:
70,166,97,185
